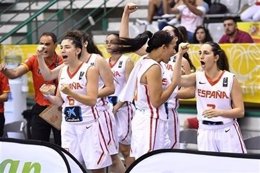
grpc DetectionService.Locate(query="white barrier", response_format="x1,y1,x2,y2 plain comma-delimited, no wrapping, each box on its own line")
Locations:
0,138,86,173
126,149,260,173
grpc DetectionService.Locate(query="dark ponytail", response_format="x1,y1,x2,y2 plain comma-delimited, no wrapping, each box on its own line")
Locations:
146,30,174,53
112,31,153,53
206,41,229,71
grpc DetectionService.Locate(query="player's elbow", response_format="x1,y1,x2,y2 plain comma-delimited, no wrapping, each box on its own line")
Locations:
237,108,245,118
151,100,163,108
3,96,8,102
42,73,54,81
88,98,97,107
107,85,115,95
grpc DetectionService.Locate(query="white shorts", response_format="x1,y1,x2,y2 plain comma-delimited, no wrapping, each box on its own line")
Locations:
198,120,247,153
115,102,134,145
166,108,180,149
61,119,112,170
97,105,119,155
130,109,169,159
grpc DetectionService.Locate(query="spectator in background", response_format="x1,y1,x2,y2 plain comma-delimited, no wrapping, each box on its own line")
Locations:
170,0,208,43
148,0,165,24
0,72,10,137
240,0,260,22
148,0,176,30
193,25,213,44
219,16,254,43
177,25,189,42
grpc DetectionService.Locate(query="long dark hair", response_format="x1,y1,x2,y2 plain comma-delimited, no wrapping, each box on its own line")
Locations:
112,31,153,53
193,26,213,44
173,26,196,72
63,31,83,59
205,41,229,71
82,32,103,56
146,30,174,53
167,25,196,72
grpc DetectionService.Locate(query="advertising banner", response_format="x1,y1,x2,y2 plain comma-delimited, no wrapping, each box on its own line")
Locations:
0,43,259,104
0,138,86,173
126,149,260,173
237,22,260,43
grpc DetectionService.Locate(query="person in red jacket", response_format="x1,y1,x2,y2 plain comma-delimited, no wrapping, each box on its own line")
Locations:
0,72,10,137
0,32,63,145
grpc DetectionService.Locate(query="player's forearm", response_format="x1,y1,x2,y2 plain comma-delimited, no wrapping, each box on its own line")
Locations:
38,57,58,81
219,108,245,119
0,93,8,102
172,51,184,86
69,92,97,107
2,68,20,79
98,86,115,98
177,87,195,99
45,95,63,107
119,7,130,37
186,3,203,16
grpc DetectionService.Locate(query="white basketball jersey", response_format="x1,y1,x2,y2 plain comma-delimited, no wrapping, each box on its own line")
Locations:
196,70,234,123
161,59,179,109
135,58,167,120
59,62,98,121
87,53,109,107
108,55,129,97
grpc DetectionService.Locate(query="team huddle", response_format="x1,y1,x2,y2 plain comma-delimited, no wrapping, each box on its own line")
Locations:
0,2,248,173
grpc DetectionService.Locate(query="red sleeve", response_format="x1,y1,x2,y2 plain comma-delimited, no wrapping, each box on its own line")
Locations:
24,55,37,71
243,34,254,43
218,35,226,43
57,55,63,65
0,72,10,93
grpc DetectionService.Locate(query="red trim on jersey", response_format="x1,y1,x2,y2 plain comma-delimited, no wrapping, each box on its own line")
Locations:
91,106,97,119
108,57,120,68
233,121,246,153
152,117,159,151
103,111,112,145
67,62,84,78
122,103,131,142
97,123,107,165
85,54,92,64
149,117,153,152
107,111,117,148
205,70,225,86
98,118,109,152
100,98,106,106
170,108,178,149
144,85,155,118
97,145,104,165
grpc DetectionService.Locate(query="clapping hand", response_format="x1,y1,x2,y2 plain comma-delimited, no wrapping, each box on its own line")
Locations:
60,84,72,95
40,84,56,96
